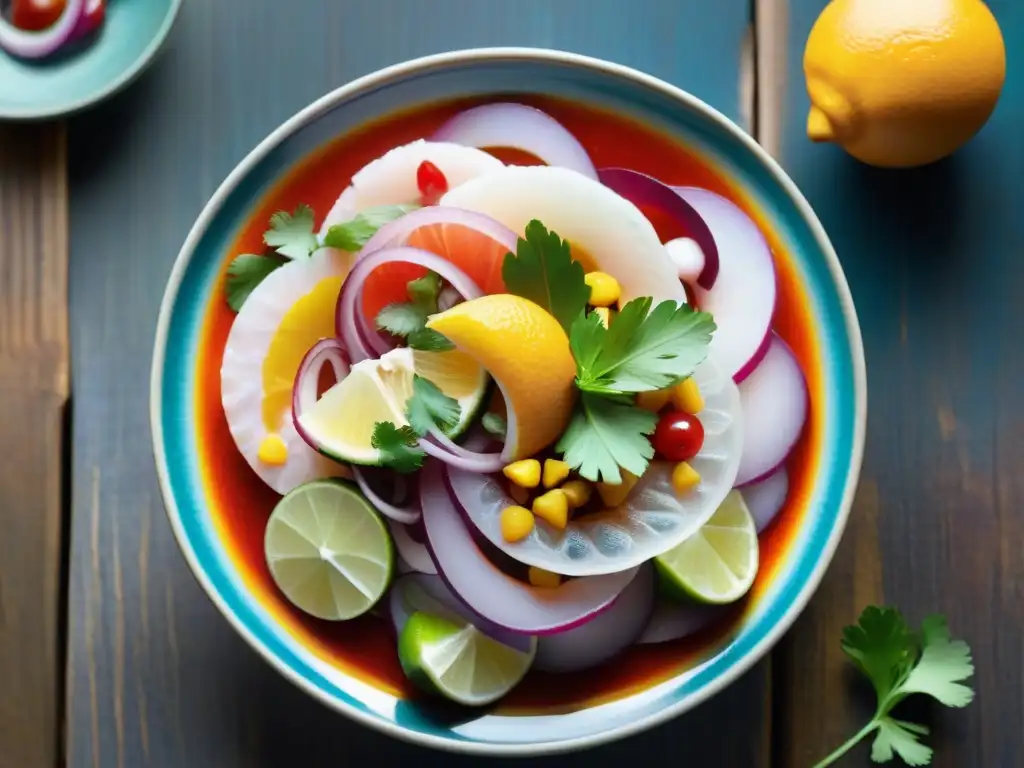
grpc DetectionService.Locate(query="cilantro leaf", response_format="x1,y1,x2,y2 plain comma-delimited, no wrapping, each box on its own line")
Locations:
370,422,424,473
574,298,716,394
501,220,590,333
376,303,427,337
813,608,975,767
407,328,455,352
482,413,506,438
264,205,319,259
407,271,442,310
322,204,420,251
405,375,461,437
225,254,286,311
556,392,656,484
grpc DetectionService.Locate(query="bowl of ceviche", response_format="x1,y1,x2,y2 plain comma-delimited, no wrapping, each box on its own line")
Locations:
0,0,181,119
151,48,866,755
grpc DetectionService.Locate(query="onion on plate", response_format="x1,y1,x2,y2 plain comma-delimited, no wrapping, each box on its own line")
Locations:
387,518,435,574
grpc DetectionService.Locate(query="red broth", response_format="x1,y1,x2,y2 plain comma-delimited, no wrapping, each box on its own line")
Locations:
194,97,825,712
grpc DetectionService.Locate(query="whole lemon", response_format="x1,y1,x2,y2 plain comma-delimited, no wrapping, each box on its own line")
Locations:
804,0,1006,168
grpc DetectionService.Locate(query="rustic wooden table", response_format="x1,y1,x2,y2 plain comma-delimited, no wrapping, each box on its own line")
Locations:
0,1,1020,766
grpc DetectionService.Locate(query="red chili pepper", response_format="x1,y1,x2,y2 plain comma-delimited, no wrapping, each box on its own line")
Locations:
11,0,105,34
416,160,448,205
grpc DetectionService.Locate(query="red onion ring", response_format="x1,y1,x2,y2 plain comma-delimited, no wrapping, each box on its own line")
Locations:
597,168,720,290
0,0,86,59
360,204,518,258
432,103,598,180
353,466,421,524
291,338,350,449
387,519,434,572
422,430,505,474
335,246,483,363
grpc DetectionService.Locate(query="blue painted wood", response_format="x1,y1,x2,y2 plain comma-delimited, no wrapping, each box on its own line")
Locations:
64,1,759,765
775,1,1023,766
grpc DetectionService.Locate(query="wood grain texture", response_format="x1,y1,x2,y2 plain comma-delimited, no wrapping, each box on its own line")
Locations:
63,2,763,766
0,123,68,768
774,1,1024,765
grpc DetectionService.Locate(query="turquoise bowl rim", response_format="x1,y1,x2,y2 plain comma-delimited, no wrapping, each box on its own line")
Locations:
0,0,182,120
150,48,867,756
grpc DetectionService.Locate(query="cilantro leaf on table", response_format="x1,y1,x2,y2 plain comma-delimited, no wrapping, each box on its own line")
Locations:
322,204,420,251
224,254,286,311
501,220,590,333
573,297,716,394
370,422,424,474
407,328,455,352
556,392,657,484
264,204,319,259
813,607,975,767
405,375,461,437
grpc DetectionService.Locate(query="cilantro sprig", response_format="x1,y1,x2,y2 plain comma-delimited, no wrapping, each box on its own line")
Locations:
814,607,974,767
375,271,454,352
556,393,656,484
264,204,319,259
371,375,463,473
322,204,420,251
225,254,286,311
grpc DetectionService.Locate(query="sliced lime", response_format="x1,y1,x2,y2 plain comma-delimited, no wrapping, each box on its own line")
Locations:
297,347,487,465
398,611,536,706
264,479,393,620
655,490,759,604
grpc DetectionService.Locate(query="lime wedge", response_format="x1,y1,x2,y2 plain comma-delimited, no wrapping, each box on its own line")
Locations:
264,479,393,620
297,346,487,465
655,490,759,604
398,611,536,706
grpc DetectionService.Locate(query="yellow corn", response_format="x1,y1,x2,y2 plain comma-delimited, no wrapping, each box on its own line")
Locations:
542,458,571,489
636,388,671,413
502,459,541,488
597,470,638,507
257,434,289,466
508,482,532,505
500,505,535,542
671,377,704,414
561,479,592,508
532,489,569,529
593,306,611,327
671,462,702,494
528,566,562,589
584,271,621,307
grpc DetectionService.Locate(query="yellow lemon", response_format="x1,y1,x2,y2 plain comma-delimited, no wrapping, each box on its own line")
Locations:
804,0,1006,168
426,295,577,459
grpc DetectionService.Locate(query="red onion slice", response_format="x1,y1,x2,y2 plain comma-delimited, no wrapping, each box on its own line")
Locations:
291,338,351,456
597,168,720,290
0,0,85,59
335,246,483,363
432,103,598,180
420,462,639,635
534,563,655,673
422,430,505,474
353,466,421,525
741,466,790,532
387,519,435,572
636,599,725,645
360,204,518,259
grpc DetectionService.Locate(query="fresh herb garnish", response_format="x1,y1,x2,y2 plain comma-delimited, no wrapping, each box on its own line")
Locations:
572,297,715,395
481,413,507,438
405,375,461,437
555,392,657,484
264,204,319,259
322,204,421,251
375,303,427,337
375,270,454,352
224,253,287,311
501,219,590,333
814,607,975,767
406,270,442,307
370,422,424,474
407,328,455,352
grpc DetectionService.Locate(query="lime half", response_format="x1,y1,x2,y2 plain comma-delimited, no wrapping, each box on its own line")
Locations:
297,346,487,465
398,611,536,706
655,490,759,604
264,479,393,620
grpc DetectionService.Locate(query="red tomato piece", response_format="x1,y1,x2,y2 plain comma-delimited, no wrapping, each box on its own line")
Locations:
652,410,705,462
416,160,448,205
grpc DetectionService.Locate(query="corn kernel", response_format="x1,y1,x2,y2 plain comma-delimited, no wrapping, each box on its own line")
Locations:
584,271,621,307
532,489,569,529
542,459,571,489
561,479,592,508
671,461,702,494
502,459,541,488
500,505,535,542
257,434,289,466
671,377,705,414
597,470,638,507
636,389,671,413
528,566,562,589
508,482,531,505
593,306,611,327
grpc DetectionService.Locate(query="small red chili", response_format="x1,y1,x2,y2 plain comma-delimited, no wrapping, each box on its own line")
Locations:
416,160,448,205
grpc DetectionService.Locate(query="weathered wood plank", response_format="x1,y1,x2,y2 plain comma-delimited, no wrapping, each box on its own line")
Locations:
64,1,764,766
772,1,1024,765
0,123,68,768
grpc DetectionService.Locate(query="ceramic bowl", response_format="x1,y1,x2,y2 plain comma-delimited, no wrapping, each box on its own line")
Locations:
0,0,182,119
151,48,866,756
